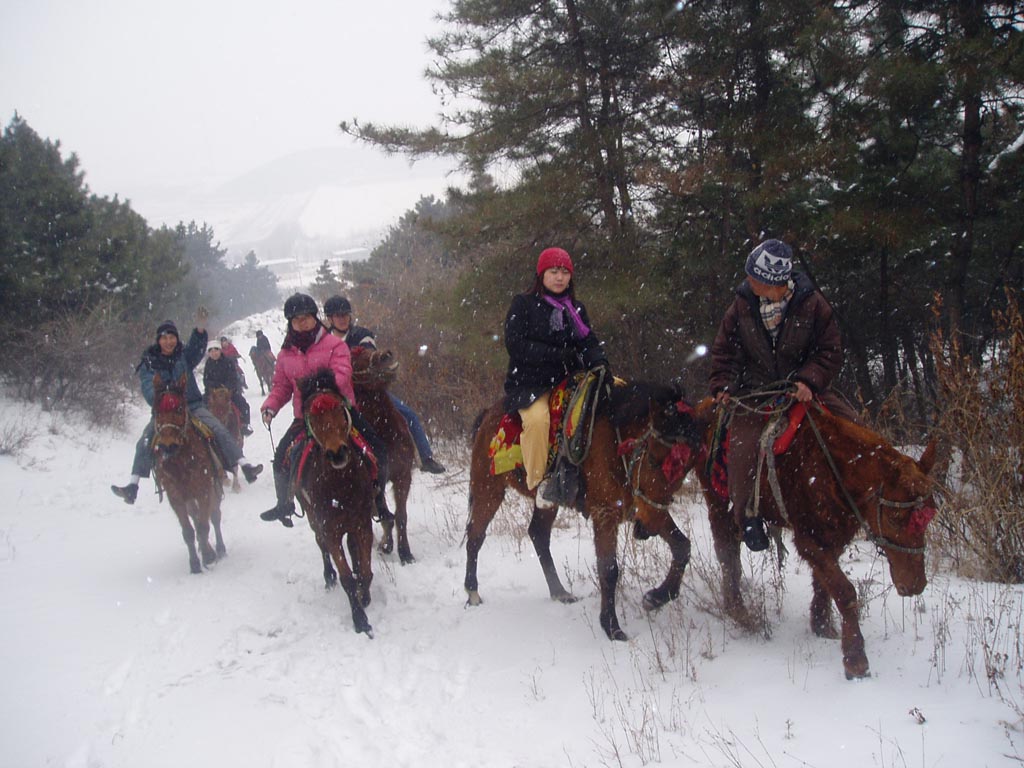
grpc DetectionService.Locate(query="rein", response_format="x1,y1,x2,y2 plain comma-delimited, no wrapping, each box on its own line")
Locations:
618,415,691,512
803,409,928,555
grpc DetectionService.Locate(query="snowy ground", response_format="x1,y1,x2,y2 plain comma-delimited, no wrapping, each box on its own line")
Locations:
2,315,1022,767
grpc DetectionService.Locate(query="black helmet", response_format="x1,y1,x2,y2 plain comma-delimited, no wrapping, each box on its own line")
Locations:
284,292,318,320
324,295,352,316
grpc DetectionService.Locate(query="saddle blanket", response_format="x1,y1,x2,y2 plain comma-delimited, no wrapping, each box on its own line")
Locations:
488,379,571,476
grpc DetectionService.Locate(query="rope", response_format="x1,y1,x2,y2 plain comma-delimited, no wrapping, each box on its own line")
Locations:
803,407,927,555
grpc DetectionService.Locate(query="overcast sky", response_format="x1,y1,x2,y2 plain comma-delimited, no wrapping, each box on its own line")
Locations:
0,0,452,231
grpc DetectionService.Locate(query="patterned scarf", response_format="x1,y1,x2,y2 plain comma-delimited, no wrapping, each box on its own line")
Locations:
543,293,591,339
759,282,795,343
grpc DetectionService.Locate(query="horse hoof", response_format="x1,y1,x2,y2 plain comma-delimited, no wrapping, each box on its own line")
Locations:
399,553,416,566
843,655,871,680
465,591,483,607
190,564,202,574
378,541,394,555
553,592,578,604
610,629,629,642
642,590,668,612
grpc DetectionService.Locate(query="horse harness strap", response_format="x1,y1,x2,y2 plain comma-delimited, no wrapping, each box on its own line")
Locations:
618,424,679,513
803,408,927,555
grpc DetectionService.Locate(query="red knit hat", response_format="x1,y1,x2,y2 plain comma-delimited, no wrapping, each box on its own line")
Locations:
536,247,574,275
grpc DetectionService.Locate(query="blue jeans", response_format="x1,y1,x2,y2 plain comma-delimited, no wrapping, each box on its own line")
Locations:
389,393,433,461
131,404,242,478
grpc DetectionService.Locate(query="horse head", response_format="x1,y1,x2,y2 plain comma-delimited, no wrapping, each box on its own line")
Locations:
820,415,939,597
609,381,705,512
351,347,400,390
152,372,190,456
300,369,353,469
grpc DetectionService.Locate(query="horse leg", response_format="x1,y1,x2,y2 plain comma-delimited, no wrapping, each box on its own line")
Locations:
211,496,226,557
810,571,839,639
192,500,218,567
640,509,691,611
347,526,373,608
464,479,504,607
231,467,240,493
393,474,415,565
706,491,750,622
593,511,627,641
171,499,202,574
323,535,372,636
321,546,338,589
527,505,576,603
797,540,868,679
377,496,395,556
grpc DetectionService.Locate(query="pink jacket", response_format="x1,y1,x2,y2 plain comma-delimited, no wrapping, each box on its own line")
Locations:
261,327,356,419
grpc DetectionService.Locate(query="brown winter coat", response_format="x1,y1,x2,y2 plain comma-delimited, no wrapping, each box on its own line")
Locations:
708,272,844,399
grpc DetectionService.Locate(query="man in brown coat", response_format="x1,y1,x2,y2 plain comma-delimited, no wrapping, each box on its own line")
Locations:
708,239,858,551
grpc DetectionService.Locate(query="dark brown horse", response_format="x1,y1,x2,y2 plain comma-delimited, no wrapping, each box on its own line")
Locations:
466,380,702,640
206,386,242,492
249,346,276,396
692,396,938,679
296,369,378,635
151,373,225,574
351,347,416,563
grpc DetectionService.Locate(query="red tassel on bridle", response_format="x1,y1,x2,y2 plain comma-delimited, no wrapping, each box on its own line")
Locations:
158,393,182,413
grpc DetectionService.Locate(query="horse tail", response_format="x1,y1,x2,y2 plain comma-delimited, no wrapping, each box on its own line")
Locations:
469,408,487,444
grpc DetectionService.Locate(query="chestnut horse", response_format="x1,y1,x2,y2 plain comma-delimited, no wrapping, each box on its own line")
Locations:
351,347,416,563
249,347,276,396
466,380,702,641
151,373,226,574
206,386,242,492
692,395,938,679
295,369,378,635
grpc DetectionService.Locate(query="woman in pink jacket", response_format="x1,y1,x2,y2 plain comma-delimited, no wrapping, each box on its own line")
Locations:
258,292,390,527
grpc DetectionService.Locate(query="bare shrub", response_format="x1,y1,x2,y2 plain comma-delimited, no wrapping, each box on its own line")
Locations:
930,290,1024,582
0,419,33,457
1,301,143,428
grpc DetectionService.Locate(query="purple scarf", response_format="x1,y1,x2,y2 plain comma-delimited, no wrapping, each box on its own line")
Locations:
543,293,590,339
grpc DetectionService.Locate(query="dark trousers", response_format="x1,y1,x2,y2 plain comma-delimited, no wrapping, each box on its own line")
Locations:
727,391,860,523
230,390,251,425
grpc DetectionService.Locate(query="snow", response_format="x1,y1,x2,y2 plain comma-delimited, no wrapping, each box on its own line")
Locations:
2,314,1021,767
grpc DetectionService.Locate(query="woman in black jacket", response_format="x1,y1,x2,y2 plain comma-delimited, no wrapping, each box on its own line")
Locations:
504,247,607,506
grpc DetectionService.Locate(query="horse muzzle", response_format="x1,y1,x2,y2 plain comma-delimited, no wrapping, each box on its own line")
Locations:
156,443,181,458
325,446,350,470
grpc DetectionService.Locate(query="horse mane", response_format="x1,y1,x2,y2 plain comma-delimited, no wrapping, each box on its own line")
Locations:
607,381,682,429
299,368,341,407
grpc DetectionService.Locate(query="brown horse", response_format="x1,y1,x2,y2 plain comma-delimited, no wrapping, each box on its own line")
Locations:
250,347,276,396
151,373,226,574
295,369,378,635
206,386,243,492
351,347,416,563
466,380,702,641
692,396,938,679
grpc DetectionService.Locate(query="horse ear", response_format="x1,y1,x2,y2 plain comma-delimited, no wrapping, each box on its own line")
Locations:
917,436,938,476
152,373,164,395
177,372,188,392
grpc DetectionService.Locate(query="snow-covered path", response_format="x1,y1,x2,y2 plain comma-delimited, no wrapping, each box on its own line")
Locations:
1,317,1020,767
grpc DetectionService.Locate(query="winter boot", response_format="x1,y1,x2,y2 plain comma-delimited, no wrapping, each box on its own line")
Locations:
111,482,138,505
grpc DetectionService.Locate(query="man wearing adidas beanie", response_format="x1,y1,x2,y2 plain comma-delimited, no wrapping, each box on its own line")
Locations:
708,239,859,551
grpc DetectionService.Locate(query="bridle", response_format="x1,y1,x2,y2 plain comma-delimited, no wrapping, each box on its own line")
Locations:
304,390,352,448
617,402,695,512
804,410,930,555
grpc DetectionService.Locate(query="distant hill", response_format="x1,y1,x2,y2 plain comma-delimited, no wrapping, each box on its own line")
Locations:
130,146,460,275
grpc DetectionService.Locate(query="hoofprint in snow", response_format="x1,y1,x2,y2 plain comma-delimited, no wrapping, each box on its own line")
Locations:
1,316,1020,767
